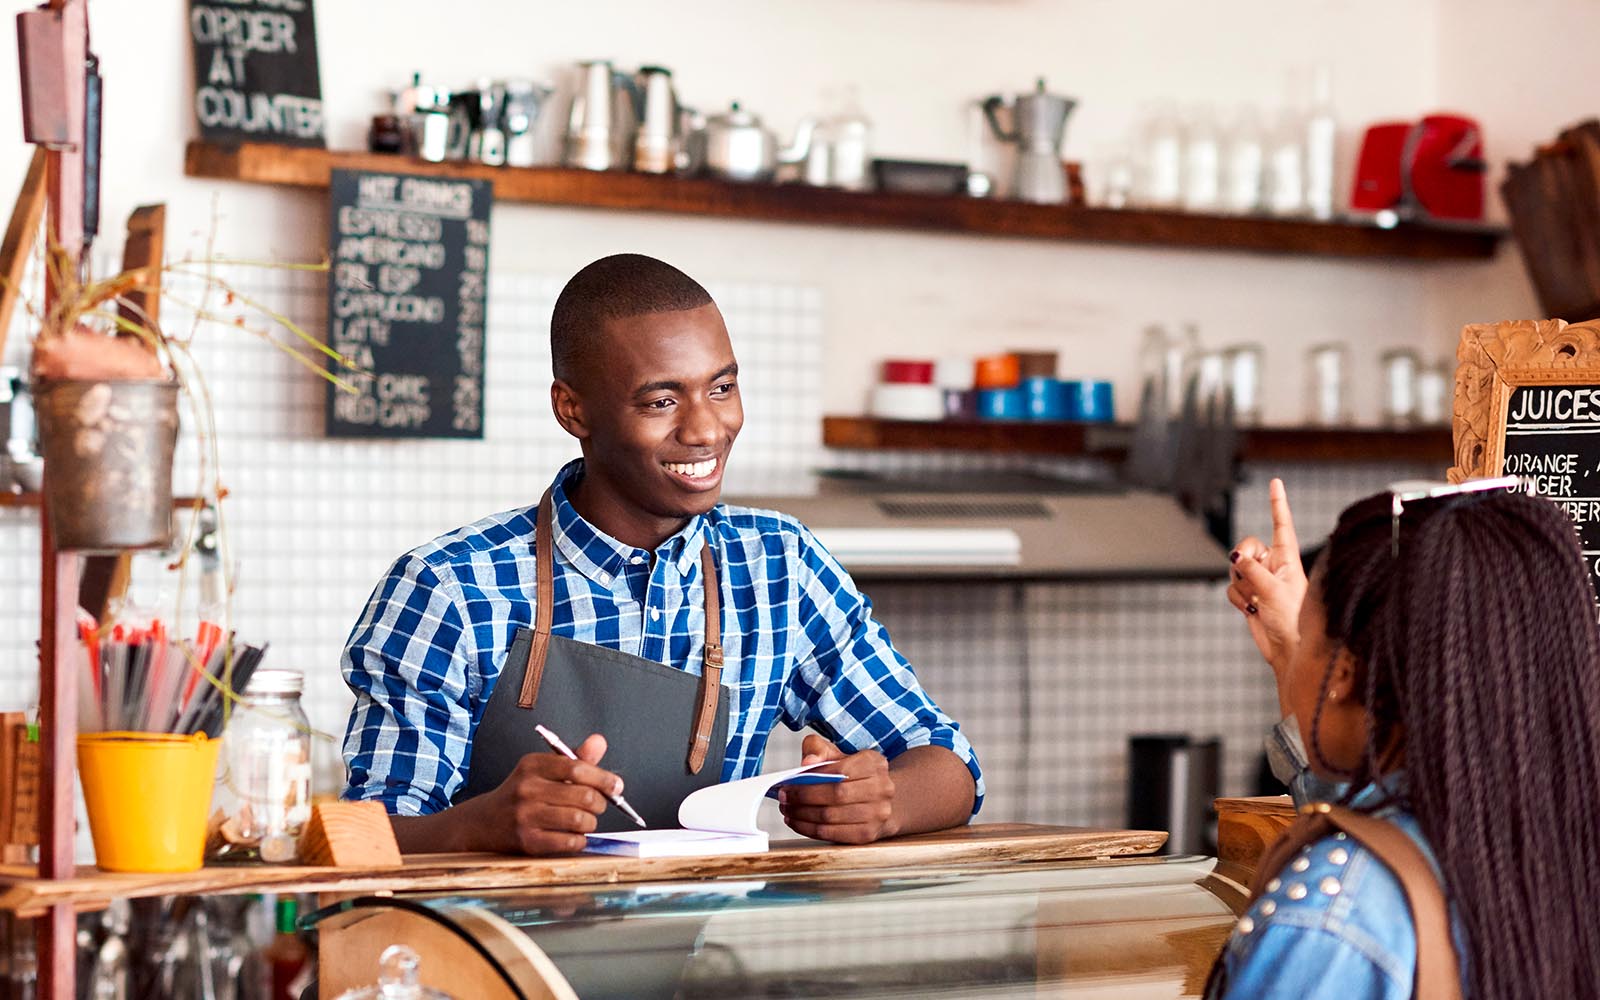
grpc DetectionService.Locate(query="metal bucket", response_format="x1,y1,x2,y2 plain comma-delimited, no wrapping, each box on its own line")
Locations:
33,378,179,552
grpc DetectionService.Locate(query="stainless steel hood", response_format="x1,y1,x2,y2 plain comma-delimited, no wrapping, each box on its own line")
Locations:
727,471,1229,582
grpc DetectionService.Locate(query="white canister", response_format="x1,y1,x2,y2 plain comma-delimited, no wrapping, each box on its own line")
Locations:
870,383,945,422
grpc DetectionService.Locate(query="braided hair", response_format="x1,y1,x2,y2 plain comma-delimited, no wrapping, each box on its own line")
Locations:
1312,488,1600,999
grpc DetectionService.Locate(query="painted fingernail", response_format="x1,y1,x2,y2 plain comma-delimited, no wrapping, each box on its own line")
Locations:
1229,550,1241,563
1246,604,1258,615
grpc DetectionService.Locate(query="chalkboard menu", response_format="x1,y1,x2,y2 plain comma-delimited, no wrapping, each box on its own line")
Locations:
326,169,491,439
188,0,325,146
1501,383,1600,594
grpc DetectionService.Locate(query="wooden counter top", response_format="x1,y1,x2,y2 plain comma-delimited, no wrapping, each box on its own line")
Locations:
0,822,1164,916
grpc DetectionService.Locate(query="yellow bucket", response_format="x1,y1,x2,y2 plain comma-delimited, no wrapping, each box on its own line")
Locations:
78,732,220,873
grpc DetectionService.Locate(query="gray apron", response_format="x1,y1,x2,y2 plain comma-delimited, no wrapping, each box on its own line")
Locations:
457,489,731,832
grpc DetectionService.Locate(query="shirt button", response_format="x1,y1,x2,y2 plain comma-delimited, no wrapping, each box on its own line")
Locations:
598,572,611,585
630,555,645,565
650,608,661,622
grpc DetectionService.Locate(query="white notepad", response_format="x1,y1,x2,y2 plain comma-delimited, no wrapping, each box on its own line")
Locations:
584,763,845,858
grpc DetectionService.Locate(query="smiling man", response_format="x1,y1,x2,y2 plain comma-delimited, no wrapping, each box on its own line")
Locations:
341,254,982,855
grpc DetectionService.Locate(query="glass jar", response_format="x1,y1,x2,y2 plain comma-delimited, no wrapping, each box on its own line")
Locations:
214,669,312,864
1306,343,1347,426
1223,343,1264,426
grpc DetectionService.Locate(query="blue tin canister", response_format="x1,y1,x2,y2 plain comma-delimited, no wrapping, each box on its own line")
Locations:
1063,380,1116,422
1021,376,1067,420
976,387,1025,420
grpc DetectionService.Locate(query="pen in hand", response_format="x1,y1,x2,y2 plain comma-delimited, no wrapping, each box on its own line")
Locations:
534,723,647,828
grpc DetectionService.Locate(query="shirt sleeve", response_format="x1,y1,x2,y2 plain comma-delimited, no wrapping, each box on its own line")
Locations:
340,553,476,816
1218,923,1401,1000
779,524,985,814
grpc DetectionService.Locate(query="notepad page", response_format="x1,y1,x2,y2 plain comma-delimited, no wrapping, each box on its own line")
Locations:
584,828,769,858
676,762,844,835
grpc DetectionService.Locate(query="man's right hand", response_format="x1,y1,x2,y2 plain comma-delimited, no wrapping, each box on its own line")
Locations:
390,733,622,856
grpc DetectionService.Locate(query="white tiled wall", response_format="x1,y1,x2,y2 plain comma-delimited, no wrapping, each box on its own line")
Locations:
0,266,1432,829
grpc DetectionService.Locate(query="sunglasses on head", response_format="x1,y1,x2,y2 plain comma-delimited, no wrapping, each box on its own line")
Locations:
1387,475,1521,557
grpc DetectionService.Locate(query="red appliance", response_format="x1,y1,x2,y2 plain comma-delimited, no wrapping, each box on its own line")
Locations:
1351,114,1486,221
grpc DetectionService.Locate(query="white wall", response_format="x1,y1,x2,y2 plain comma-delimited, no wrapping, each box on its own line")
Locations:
0,0,1486,425
1424,0,1600,340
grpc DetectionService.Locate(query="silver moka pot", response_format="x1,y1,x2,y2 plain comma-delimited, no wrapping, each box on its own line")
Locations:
981,78,1077,204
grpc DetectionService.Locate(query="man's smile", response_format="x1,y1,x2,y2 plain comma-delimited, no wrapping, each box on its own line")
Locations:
663,455,720,484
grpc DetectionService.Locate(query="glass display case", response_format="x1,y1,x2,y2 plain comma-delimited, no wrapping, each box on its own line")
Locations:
312,855,1246,999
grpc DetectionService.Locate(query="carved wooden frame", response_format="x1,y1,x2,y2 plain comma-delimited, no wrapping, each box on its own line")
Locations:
1449,318,1600,482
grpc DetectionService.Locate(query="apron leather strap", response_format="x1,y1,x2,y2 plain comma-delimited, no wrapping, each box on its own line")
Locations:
517,489,558,709
520,488,725,775
688,543,723,775
1249,803,1463,1000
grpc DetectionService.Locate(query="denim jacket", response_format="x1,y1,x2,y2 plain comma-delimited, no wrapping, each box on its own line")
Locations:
1207,718,1469,1000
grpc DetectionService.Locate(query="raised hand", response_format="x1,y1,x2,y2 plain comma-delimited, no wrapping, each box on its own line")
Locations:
1225,478,1309,682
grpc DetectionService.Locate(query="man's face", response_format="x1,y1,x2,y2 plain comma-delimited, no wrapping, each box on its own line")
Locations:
556,303,743,539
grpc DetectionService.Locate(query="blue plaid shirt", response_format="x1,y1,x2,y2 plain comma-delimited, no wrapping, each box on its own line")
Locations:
341,459,984,817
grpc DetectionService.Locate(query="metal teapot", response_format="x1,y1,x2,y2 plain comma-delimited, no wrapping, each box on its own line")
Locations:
565,60,639,171
686,102,816,183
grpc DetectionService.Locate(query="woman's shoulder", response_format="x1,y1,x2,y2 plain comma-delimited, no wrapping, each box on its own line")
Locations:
1226,822,1424,994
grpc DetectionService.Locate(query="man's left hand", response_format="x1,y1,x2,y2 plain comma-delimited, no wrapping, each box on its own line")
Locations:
778,734,899,844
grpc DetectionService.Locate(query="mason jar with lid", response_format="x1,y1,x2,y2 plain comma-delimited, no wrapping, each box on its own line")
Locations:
213,669,313,863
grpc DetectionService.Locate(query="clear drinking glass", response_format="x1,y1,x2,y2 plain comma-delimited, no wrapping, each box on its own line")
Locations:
214,669,313,863
1415,362,1451,426
1224,343,1264,426
1223,107,1265,215
1181,106,1222,213
1138,103,1183,208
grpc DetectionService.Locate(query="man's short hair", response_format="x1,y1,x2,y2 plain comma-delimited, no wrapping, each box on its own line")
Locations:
550,254,714,383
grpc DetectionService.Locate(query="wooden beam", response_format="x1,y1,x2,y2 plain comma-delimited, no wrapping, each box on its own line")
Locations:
0,149,46,359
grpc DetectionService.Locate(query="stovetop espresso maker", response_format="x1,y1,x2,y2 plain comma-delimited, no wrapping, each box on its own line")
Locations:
981,78,1077,204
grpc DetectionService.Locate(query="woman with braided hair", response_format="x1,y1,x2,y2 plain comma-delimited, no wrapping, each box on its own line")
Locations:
1209,478,1600,999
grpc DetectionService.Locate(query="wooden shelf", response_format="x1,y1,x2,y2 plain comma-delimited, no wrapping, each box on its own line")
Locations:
185,141,1503,261
0,823,1160,915
822,415,1455,465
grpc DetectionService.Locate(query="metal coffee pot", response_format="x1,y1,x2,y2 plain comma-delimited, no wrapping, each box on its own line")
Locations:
981,78,1077,203
634,66,689,174
565,60,640,171
503,79,555,167
684,102,815,183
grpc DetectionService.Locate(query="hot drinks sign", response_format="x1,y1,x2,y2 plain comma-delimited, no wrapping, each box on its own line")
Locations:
325,169,490,439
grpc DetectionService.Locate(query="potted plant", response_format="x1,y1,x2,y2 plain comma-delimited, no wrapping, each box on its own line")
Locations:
23,241,354,553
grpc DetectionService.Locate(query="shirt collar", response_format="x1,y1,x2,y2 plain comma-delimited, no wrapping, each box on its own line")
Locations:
548,459,711,584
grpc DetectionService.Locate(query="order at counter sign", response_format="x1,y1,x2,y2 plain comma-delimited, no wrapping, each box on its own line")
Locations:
325,169,491,440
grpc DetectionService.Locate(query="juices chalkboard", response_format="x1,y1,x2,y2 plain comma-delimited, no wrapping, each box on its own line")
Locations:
325,168,491,439
1501,384,1600,585
1452,319,1600,605
188,0,324,146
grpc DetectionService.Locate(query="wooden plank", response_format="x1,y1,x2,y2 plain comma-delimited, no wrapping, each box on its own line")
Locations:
184,141,1504,261
821,415,1454,465
0,822,1164,915
0,149,46,358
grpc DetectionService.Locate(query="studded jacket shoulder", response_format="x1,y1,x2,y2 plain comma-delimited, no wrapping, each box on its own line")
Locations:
1208,729,1470,999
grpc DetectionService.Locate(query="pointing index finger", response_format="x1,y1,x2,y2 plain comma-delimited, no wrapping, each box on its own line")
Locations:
1268,478,1299,557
